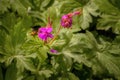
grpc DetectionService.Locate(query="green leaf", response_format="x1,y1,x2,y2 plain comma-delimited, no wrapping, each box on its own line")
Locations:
94,0,120,15
32,0,55,12
19,0,33,8
0,65,3,80
0,30,6,54
109,0,120,9
16,55,36,72
41,0,55,9
80,1,99,29
60,0,82,14
1,16,32,60
58,77,69,80
75,0,90,5
10,0,27,15
68,72,79,80
113,19,120,34
0,0,10,13
38,70,53,78
97,52,120,78
86,31,98,50
4,15,31,46
37,46,48,63
5,63,17,80
23,76,35,80
57,72,79,80
97,14,120,34
0,13,16,33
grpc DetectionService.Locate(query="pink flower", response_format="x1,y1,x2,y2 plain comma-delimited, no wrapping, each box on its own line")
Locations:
61,14,72,28
38,27,53,41
61,11,80,28
50,49,57,53
38,17,54,41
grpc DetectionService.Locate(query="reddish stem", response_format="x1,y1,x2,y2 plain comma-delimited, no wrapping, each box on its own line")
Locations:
49,25,62,45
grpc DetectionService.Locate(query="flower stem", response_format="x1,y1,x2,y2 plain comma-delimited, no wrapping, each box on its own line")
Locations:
49,25,62,45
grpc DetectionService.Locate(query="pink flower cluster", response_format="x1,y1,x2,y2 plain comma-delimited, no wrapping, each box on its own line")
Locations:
38,18,53,41
38,27,53,41
37,11,81,53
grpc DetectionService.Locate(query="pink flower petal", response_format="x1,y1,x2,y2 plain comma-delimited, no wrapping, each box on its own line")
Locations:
38,27,53,41
50,49,58,53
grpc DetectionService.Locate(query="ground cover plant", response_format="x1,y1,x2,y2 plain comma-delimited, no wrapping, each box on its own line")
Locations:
0,0,120,80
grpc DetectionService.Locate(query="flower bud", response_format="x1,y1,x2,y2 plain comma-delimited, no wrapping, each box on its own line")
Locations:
61,14,72,28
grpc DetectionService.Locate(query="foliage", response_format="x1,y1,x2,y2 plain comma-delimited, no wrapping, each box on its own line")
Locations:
0,0,120,80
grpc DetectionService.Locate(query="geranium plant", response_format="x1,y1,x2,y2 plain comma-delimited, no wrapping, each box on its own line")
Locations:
0,0,120,80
